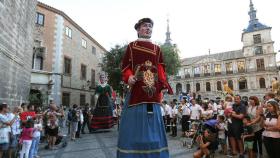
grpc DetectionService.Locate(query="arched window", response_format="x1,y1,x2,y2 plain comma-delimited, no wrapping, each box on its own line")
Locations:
228,80,234,90
176,83,182,95
206,82,211,91
239,78,247,90
259,78,266,88
186,84,191,93
196,83,200,92
217,81,222,91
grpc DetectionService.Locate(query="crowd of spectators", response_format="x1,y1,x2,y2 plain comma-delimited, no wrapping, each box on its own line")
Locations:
0,103,66,158
161,92,280,158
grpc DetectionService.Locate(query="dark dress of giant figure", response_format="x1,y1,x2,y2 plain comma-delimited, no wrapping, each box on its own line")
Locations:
91,79,114,130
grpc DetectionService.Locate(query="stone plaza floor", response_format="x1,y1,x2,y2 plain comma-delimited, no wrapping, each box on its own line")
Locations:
39,126,233,158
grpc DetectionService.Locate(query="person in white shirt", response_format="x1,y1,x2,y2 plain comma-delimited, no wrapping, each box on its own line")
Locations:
180,99,191,136
216,115,227,155
209,100,218,119
217,100,224,116
76,108,84,138
0,103,19,158
201,102,213,120
113,106,118,122
170,101,178,137
29,116,43,158
7,106,21,158
160,102,166,127
164,101,172,133
190,99,202,121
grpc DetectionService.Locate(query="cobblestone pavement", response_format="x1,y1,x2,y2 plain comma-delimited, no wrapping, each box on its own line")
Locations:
39,127,229,158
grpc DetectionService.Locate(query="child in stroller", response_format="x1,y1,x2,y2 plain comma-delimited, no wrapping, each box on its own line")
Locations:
184,119,218,149
182,121,199,147
185,122,199,138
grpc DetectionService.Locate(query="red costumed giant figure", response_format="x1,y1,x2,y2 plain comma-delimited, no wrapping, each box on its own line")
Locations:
117,18,173,158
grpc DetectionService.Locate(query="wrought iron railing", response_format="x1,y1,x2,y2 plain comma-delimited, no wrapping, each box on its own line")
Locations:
171,66,278,80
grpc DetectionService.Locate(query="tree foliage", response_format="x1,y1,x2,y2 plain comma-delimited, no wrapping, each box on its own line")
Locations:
160,44,181,76
101,44,127,95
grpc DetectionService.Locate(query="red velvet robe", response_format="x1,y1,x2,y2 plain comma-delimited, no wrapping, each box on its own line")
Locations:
122,40,173,106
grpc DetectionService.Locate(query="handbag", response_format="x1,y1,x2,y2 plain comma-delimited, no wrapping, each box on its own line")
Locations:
0,127,9,144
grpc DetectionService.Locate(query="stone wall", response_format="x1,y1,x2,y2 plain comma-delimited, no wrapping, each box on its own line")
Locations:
0,0,37,105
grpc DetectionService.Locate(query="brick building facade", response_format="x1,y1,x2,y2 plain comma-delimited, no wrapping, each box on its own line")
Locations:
31,2,107,107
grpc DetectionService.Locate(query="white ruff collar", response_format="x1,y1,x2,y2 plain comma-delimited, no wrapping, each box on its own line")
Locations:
100,82,107,87
137,38,152,42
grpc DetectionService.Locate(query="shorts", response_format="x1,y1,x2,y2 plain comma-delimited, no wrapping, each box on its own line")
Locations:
46,126,59,136
218,138,226,145
0,143,9,151
9,134,19,149
244,141,254,150
228,124,243,140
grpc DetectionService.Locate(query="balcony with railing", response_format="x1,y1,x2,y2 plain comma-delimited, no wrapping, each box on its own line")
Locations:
175,76,182,80
185,74,190,78
226,71,233,74
237,69,245,73
204,73,211,77
239,89,249,92
215,72,222,75
257,67,265,71
173,66,278,80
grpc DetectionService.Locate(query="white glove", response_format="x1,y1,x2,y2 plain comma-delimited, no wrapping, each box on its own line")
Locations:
128,75,137,86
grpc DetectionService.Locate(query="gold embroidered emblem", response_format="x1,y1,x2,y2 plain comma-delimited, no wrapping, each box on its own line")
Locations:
142,60,156,97
143,69,155,87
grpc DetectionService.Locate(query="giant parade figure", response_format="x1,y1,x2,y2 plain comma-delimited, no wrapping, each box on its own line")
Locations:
271,77,280,99
117,18,173,158
90,72,114,130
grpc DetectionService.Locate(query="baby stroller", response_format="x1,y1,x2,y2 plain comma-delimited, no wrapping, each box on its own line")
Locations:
184,120,204,149
185,119,219,150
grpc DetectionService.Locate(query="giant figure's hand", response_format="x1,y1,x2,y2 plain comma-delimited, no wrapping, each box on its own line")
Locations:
128,75,137,86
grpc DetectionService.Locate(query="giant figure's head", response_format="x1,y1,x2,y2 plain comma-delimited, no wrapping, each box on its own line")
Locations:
99,71,108,84
134,18,153,39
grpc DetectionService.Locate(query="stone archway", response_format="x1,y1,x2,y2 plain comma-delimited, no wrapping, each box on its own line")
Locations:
196,83,200,92
239,77,247,90
259,78,266,88
176,83,182,95
206,82,211,91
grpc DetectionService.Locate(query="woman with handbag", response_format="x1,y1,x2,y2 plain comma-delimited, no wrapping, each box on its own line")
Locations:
0,103,19,157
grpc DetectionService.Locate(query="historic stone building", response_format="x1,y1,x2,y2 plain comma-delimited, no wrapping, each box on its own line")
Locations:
0,0,37,105
31,2,107,107
170,1,279,99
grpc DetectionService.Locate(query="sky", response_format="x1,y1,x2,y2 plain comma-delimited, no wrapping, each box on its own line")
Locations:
39,0,280,60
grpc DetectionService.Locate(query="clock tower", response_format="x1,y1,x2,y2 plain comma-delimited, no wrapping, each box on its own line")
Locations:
242,0,274,57
242,0,276,71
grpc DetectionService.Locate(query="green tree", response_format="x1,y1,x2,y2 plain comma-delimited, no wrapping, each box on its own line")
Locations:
101,44,127,94
160,44,181,76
